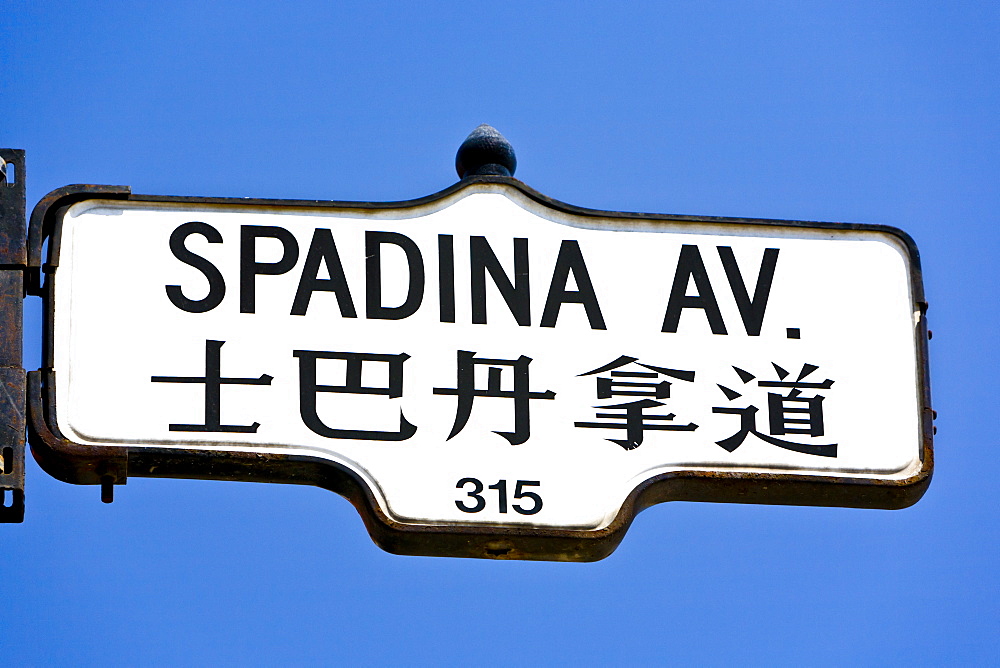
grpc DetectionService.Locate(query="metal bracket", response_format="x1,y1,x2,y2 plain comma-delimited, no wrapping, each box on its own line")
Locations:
0,149,26,523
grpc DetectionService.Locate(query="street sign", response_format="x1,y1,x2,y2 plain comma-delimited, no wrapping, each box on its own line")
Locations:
27,132,932,560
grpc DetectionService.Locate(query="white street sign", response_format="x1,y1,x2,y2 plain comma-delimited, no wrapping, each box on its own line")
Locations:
35,178,931,558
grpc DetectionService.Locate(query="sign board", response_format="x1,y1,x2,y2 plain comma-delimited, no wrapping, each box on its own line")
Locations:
28,177,932,560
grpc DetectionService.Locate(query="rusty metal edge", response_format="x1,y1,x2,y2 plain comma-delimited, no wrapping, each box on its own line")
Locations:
27,370,127,487
0,148,26,523
26,179,933,560
26,184,131,294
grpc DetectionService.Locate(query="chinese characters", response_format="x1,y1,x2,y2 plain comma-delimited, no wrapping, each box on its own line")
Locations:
151,341,837,458
573,356,698,450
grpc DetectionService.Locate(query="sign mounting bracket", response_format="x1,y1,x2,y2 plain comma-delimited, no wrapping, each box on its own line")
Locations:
0,149,27,523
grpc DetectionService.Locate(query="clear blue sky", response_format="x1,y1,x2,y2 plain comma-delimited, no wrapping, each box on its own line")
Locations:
4,2,998,665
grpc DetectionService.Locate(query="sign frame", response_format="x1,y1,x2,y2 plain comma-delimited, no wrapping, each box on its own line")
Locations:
26,175,934,561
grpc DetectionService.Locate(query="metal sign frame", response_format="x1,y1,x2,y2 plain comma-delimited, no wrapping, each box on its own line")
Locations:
26,175,934,560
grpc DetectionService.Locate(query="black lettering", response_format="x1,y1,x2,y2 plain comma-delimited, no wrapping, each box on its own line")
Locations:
540,240,606,329
294,349,416,441
661,244,727,335
290,228,357,317
488,479,509,513
718,246,779,336
438,234,455,323
240,225,299,314
151,340,273,432
365,231,425,320
470,236,530,326
456,478,486,513
513,480,542,515
165,222,226,313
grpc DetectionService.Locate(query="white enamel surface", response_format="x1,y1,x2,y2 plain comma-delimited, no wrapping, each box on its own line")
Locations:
51,184,923,530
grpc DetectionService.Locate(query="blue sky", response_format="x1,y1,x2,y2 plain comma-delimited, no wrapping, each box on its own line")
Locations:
3,2,998,665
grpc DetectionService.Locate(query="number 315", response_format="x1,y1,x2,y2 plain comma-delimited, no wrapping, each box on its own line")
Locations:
455,478,542,515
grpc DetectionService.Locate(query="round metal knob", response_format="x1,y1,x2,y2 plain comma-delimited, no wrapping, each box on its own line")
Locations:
455,124,517,178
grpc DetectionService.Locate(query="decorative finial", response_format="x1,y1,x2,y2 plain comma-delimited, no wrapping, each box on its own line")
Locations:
455,124,517,178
